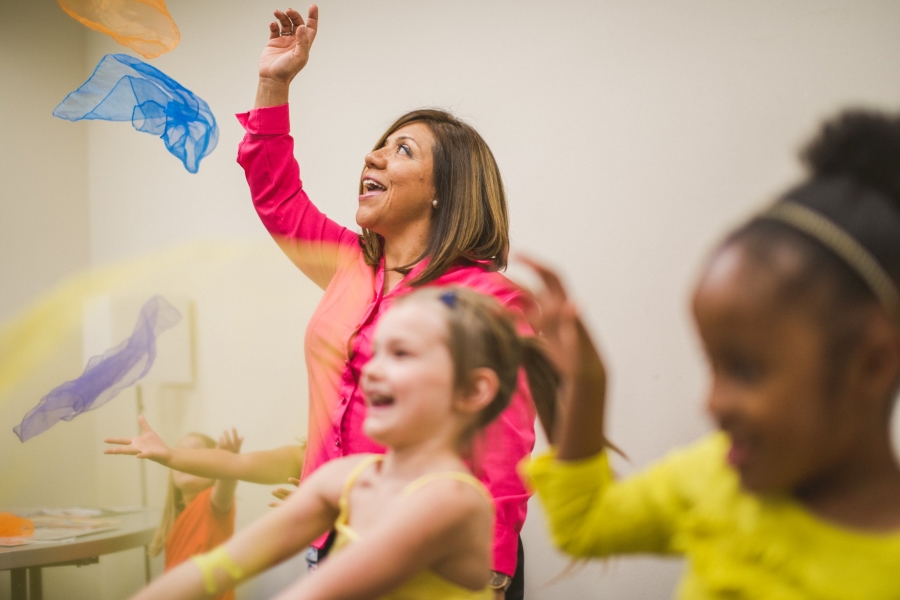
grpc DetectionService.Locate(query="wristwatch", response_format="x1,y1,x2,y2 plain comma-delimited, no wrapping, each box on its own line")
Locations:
489,570,512,592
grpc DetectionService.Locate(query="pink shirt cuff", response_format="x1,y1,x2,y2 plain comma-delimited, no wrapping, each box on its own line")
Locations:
235,104,291,135
493,523,519,577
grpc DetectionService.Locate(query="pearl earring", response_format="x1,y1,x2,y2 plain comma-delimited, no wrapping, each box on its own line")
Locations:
432,199,438,208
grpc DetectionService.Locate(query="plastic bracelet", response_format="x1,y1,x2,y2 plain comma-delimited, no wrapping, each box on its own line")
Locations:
191,546,245,595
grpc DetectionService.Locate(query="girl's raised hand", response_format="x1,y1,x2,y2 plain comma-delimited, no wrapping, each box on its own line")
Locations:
259,6,319,84
517,255,588,380
518,255,609,457
104,415,172,464
218,427,244,454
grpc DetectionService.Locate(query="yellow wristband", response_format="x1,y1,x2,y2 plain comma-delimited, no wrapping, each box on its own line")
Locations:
191,546,245,595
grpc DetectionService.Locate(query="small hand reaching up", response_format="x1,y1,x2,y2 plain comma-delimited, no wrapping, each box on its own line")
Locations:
517,255,586,382
104,415,173,464
218,427,244,454
518,255,609,461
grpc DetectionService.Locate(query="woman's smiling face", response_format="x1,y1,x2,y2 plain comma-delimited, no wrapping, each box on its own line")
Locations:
357,122,436,241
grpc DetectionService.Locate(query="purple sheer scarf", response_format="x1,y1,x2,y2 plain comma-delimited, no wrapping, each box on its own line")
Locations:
14,296,182,442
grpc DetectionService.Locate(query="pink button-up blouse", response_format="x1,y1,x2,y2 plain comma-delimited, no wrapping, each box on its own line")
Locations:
236,105,536,576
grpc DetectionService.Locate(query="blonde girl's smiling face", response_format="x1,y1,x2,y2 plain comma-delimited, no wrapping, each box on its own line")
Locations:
361,300,458,447
357,122,436,240
692,244,868,496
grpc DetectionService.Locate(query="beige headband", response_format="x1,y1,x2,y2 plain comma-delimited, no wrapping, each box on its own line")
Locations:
760,202,900,322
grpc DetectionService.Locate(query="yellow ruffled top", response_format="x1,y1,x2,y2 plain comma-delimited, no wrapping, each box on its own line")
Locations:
523,434,900,599
330,455,494,600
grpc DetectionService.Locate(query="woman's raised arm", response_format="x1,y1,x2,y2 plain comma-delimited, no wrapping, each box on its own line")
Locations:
240,5,361,289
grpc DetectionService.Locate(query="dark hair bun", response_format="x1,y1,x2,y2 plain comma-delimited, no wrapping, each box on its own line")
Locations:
802,110,900,207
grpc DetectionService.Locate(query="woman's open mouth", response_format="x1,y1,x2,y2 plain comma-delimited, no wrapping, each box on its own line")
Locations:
360,178,387,200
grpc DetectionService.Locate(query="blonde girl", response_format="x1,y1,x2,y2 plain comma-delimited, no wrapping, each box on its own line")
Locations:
129,286,559,600
149,431,241,600
523,110,900,599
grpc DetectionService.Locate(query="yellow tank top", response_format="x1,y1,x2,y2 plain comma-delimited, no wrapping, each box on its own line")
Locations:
331,455,495,600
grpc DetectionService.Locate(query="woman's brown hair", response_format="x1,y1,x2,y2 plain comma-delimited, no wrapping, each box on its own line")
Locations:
360,109,509,286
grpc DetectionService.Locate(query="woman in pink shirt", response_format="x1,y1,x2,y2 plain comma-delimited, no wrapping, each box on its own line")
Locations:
237,7,534,597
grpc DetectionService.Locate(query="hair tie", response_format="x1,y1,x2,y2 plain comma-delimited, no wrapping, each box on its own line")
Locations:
760,201,900,323
439,290,457,308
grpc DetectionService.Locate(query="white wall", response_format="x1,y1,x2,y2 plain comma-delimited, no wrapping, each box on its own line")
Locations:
4,0,900,598
0,1,102,598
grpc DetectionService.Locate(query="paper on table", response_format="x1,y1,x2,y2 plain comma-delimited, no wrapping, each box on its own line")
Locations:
43,507,104,517
24,515,120,541
32,526,117,541
0,537,32,547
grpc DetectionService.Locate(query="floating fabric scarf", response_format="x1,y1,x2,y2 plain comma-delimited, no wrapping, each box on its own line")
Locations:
0,241,259,403
13,296,182,442
57,0,180,59
53,54,218,173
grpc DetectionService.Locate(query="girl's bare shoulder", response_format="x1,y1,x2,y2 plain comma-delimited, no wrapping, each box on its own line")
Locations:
307,454,383,501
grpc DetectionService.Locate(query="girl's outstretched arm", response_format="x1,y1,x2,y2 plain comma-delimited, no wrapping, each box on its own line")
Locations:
521,257,707,559
105,416,304,485
131,456,351,600
520,256,609,460
210,429,242,514
273,478,493,600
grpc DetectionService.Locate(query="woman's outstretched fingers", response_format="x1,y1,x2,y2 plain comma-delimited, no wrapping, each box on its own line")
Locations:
286,7,304,30
303,5,318,33
274,10,294,34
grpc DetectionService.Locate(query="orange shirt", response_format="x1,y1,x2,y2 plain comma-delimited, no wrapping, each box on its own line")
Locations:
165,487,235,600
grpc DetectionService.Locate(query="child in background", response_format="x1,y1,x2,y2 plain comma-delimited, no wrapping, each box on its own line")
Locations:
128,287,560,600
522,110,900,599
105,417,304,504
151,431,242,600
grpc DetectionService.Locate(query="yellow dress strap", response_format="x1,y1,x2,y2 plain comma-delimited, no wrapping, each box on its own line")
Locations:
401,471,494,507
337,455,384,522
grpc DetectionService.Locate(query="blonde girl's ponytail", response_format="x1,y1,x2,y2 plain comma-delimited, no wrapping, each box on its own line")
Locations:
149,472,181,557
519,336,561,444
521,328,623,457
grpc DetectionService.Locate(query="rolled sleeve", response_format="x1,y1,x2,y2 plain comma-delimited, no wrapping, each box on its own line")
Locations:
235,104,291,136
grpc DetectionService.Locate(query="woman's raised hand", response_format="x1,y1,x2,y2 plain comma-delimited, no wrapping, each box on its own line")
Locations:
259,6,319,84
104,415,173,464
